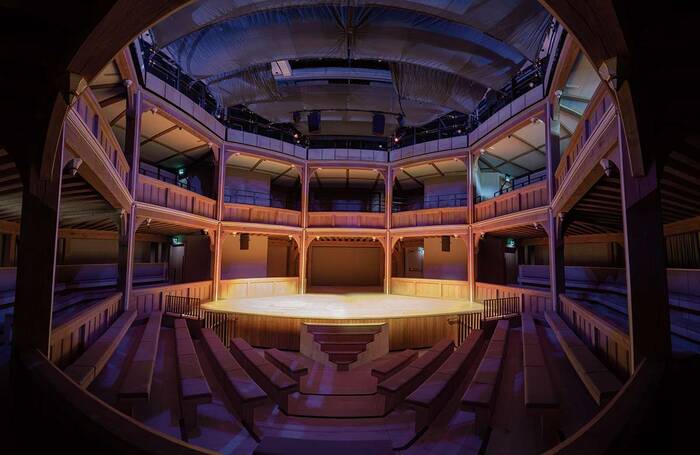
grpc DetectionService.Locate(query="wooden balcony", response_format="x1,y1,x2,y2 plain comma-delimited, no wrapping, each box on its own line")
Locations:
72,90,130,187
391,206,468,228
307,211,386,229
223,203,301,227
555,84,616,191
474,180,548,222
130,280,214,315
136,174,217,218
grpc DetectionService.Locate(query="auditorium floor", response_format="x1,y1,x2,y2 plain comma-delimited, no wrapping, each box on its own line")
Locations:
89,320,600,454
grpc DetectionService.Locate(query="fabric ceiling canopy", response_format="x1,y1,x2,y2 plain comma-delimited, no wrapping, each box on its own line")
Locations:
149,1,551,134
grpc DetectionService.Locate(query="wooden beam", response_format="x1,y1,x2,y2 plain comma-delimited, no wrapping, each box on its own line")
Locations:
430,162,445,176
99,94,125,108
140,124,180,146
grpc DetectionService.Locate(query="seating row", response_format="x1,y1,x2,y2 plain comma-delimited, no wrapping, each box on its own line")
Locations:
406,330,484,434
230,337,298,413
118,311,163,414
200,329,267,438
521,313,558,411
461,319,509,434
265,348,308,381
377,338,454,414
370,349,417,382
545,311,622,405
173,318,212,430
65,309,137,388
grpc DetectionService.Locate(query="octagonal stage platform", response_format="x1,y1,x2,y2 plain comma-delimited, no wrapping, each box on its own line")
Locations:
202,292,484,351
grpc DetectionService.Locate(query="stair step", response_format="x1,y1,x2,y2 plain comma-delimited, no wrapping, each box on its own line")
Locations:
313,333,375,343
319,342,367,353
326,352,360,363
306,325,383,335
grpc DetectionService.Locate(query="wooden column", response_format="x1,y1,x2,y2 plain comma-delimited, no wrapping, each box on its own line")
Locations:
466,153,475,302
124,83,141,196
2,234,17,267
468,227,476,302
384,169,393,294
545,100,565,312
12,129,64,354
205,226,222,301
618,118,670,369
117,84,142,311
215,145,226,221
301,164,310,228
299,231,308,294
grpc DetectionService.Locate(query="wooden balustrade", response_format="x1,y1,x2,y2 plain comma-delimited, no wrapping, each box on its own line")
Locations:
473,282,551,314
555,84,615,190
391,206,468,228
307,211,386,228
49,293,123,368
219,277,299,299
391,277,468,300
473,180,548,222
136,174,217,218
73,90,130,187
560,294,631,377
130,281,213,315
223,203,301,227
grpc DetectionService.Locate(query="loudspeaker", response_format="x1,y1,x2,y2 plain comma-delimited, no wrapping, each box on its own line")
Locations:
292,111,301,123
442,235,451,252
240,233,250,250
308,111,321,133
372,113,385,136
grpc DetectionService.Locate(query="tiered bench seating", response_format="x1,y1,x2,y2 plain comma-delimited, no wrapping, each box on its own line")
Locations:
65,309,137,388
461,319,509,434
118,311,163,414
174,319,211,430
370,349,417,382
521,313,559,446
545,311,622,405
406,330,484,434
378,338,454,413
200,329,267,437
264,348,308,381
230,337,298,413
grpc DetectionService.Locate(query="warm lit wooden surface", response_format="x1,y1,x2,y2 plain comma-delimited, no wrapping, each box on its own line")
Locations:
203,292,482,350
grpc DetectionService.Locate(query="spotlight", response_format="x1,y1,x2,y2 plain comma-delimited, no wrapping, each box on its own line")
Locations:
293,132,299,139
394,136,400,143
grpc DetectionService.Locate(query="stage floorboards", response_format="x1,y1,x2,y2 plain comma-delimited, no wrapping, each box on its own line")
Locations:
202,292,483,320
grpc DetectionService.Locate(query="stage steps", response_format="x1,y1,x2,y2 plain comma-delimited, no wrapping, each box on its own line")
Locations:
301,323,388,371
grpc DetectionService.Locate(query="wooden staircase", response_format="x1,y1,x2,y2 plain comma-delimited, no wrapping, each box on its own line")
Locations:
301,323,388,371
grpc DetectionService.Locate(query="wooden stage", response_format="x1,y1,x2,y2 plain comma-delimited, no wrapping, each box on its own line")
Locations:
202,292,483,351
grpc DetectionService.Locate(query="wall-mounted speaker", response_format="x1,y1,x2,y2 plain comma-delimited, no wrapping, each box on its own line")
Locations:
240,233,250,250
308,111,321,133
292,111,301,123
372,113,385,136
442,235,451,252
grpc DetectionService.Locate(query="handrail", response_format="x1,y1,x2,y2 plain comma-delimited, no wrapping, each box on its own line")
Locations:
224,189,300,210
138,165,211,197
393,192,468,212
473,180,548,222
554,83,614,189
19,348,214,453
73,89,131,186
137,174,217,218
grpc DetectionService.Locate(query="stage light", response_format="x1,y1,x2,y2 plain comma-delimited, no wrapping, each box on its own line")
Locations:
394,136,400,143
293,132,299,139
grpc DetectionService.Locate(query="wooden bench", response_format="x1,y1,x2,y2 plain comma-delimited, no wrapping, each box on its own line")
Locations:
406,330,483,434
200,329,267,438
378,338,454,413
521,313,559,446
370,349,417,382
65,309,137,388
545,311,622,405
461,319,509,435
118,311,163,414
174,318,212,430
229,337,298,414
265,348,308,381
